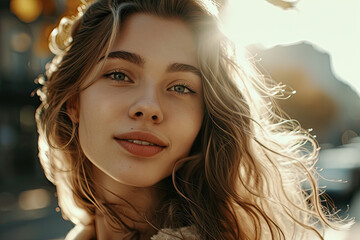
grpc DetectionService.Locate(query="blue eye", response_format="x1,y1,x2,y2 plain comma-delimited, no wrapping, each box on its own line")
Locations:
169,84,194,95
174,85,186,92
104,71,131,82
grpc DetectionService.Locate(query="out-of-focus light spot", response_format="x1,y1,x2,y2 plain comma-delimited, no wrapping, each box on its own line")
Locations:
10,0,43,23
20,105,35,130
11,32,32,52
18,188,51,211
342,129,358,145
0,125,16,148
0,192,17,211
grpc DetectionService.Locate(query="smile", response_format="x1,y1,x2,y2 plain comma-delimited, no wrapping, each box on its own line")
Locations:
125,139,157,146
114,131,167,157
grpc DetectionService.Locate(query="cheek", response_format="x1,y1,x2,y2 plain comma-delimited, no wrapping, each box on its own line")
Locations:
78,92,104,138
77,87,119,158
78,85,126,133
77,98,101,160
170,102,204,153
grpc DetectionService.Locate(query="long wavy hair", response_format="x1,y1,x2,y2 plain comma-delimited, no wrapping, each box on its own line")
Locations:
36,0,351,239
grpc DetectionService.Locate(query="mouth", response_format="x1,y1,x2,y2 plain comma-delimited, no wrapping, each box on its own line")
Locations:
114,131,167,157
121,139,159,146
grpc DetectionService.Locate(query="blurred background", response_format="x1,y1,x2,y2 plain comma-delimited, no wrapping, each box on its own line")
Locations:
0,0,359,239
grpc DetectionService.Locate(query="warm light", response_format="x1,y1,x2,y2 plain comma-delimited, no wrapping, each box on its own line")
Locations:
11,32,32,52
18,188,51,210
10,0,43,23
34,24,53,57
222,0,360,94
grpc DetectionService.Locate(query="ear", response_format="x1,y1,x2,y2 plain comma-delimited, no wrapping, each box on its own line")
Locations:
66,96,79,124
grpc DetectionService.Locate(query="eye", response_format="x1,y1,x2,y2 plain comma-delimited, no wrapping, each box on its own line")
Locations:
168,84,195,95
104,71,131,82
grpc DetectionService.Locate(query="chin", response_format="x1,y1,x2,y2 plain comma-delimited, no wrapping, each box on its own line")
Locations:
115,173,170,188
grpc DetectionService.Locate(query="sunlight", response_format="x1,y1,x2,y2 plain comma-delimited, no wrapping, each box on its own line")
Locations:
222,0,360,94
325,228,351,240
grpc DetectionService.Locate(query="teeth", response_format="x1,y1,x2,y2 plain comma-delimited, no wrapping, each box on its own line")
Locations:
127,139,156,146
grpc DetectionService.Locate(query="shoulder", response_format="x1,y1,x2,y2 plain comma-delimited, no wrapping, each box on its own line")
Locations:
151,225,199,240
65,224,96,240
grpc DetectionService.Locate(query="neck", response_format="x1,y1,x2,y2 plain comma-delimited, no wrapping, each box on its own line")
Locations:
94,212,157,240
91,165,163,239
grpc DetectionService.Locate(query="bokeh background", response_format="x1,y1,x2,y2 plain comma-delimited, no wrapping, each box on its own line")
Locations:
0,0,359,239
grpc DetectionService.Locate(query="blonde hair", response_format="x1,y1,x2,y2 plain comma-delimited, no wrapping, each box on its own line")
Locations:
36,0,351,239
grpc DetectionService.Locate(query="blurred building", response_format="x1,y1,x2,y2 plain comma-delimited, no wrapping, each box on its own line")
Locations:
249,43,360,147
0,1,79,239
0,0,86,189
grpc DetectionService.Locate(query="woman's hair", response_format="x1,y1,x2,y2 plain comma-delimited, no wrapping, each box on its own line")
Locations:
36,0,352,239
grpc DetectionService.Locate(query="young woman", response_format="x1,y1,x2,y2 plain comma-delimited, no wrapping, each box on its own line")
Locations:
36,0,350,239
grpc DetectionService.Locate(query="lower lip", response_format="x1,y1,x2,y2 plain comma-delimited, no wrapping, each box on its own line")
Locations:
115,139,165,157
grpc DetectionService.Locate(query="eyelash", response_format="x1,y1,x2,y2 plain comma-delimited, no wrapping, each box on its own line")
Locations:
168,83,195,95
104,71,132,82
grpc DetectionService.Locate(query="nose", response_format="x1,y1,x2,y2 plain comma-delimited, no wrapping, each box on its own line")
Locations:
128,91,164,124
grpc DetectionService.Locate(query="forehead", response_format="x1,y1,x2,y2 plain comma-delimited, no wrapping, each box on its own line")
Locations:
111,13,198,68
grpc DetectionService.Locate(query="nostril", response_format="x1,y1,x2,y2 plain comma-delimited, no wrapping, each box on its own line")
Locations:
152,115,158,120
135,112,143,117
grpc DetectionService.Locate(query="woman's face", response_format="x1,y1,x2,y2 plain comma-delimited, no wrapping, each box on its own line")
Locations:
76,14,204,187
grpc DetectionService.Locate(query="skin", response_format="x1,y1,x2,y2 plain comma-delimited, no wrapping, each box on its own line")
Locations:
70,13,204,238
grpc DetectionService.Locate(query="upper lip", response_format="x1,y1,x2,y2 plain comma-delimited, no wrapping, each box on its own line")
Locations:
114,131,168,147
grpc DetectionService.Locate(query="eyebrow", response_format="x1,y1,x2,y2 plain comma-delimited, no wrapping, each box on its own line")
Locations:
166,63,201,78
102,50,201,77
102,51,145,67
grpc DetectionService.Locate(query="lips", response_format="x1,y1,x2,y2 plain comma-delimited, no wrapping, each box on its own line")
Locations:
114,131,167,157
